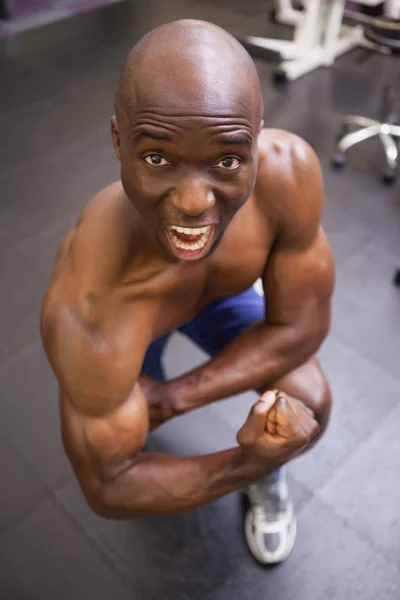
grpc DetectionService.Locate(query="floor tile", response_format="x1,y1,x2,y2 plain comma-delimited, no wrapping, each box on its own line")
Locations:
0,237,46,360
0,72,115,175
17,212,78,279
318,402,400,561
321,171,374,266
56,482,399,600
331,241,400,379
0,124,118,240
0,65,62,115
0,497,131,600
0,435,47,535
322,167,400,258
243,496,400,600
289,337,400,491
0,338,75,490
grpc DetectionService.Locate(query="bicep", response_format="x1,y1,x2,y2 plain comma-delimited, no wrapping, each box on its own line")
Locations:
43,303,150,493
60,381,149,495
263,227,335,331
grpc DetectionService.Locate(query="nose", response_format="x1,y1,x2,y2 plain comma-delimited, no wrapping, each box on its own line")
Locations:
169,174,216,217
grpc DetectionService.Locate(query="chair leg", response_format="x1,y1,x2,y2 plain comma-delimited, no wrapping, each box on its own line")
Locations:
379,133,398,170
379,84,397,123
388,125,400,137
337,124,381,153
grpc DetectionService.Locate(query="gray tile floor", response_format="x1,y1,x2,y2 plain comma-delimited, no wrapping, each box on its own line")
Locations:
1,1,400,598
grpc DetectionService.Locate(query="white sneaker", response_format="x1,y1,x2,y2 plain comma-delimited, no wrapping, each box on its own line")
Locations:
244,471,297,565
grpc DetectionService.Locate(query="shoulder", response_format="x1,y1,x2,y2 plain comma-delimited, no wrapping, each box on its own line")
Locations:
45,181,139,308
256,129,323,205
255,129,324,249
71,181,139,287
257,128,322,181
41,183,139,370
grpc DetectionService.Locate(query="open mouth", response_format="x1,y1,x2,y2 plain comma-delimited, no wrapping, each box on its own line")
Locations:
165,225,215,259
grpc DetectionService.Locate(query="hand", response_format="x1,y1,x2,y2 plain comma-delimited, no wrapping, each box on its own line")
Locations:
139,375,176,431
237,390,320,466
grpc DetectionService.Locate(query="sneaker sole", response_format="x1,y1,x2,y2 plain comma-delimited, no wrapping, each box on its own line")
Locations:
244,511,297,566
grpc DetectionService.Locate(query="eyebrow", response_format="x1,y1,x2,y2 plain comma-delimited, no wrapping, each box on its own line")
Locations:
217,134,253,146
133,129,253,146
133,129,173,143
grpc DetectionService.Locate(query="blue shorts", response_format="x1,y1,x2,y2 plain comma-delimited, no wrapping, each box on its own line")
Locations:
142,284,264,381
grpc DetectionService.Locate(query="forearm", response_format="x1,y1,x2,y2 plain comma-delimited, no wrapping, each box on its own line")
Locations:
94,447,279,518
169,321,323,413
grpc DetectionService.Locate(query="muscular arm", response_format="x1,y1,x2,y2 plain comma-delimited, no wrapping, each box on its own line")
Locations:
166,138,335,413
41,288,279,519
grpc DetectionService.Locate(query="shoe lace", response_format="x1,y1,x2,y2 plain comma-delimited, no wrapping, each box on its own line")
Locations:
250,479,289,524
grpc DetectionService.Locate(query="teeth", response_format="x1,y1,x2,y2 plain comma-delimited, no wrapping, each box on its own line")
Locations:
169,228,211,252
170,226,211,235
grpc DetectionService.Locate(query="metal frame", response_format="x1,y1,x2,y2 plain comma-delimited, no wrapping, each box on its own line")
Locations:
334,41,400,174
242,0,394,82
337,120,400,170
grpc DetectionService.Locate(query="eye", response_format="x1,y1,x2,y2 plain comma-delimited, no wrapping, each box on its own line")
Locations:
215,156,241,170
143,154,170,166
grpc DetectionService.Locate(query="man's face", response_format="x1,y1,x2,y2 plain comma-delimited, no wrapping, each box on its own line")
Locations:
112,106,260,262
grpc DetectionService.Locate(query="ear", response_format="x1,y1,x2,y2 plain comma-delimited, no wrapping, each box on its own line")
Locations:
110,116,121,161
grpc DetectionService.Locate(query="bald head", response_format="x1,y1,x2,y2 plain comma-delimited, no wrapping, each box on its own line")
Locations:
115,19,263,127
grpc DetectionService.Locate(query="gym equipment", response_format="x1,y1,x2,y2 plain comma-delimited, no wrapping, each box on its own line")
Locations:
332,17,400,184
241,0,395,83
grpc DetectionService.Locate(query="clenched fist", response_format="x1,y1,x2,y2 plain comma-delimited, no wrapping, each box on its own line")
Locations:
237,390,320,466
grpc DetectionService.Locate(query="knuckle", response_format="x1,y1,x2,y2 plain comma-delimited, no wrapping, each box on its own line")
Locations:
277,392,288,405
301,403,314,416
250,402,262,417
313,419,321,434
294,422,313,445
297,431,310,446
236,430,247,446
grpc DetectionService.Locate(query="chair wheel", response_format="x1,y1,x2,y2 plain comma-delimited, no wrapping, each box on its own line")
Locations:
331,151,347,169
394,270,400,286
273,70,288,87
381,167,398,185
